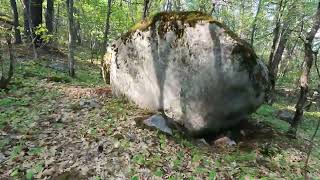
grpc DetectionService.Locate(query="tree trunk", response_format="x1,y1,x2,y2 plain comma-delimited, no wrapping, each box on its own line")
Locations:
30,0,43,46
173,0,181,11
23,0,31,39
45,0,54,34
0,36,15,89
164,0,173,12
55,3,60,34
250,0,262,46
268,26,291,102
209,2,216,15
142,0,150,20
289,2,320,137
10,0,22,44
101,0,112,82
74,8,81,44
266,0,285,103
66,0,76,77
22,0,38,58
75,21,81,44
102,0,112,55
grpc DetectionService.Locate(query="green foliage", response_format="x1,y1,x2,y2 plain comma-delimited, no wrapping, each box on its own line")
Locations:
132,153,146,165
34,24,53,43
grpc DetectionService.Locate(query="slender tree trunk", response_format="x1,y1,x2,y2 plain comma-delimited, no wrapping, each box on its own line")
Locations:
30,0,43,46
55,3,60,34
74,8,81,44
250,0,262,46
23,0,31,39
209,2,216,15
165,0,173,11
304,107,320,178
266,0,285,103
102,0,112,55
101,0,112,82
22,0,38,58
268,25,291,99
0,36,15,89
75,21,81,44
173,0,181,11
45,0,54,34
66,0,76,77
289,2,320,137
142,0,150,20
280,22,303,78
10,0,22,44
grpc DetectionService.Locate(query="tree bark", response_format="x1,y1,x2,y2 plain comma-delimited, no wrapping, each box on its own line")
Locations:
102,0,112,56
289,2,320,137
45,0,54,34
250,0,262,46
66,0,76,77
142,0,150,20
266,0,286,103
173,0,181,11
268,25,291,102
23,0,31,39
209,2,216,15
101,0,112,82
74,8,81,44
10,0,22,44
22,0,38,58
30,0,43,46
0,36,15,89
164,0,173,12
55,3,60,34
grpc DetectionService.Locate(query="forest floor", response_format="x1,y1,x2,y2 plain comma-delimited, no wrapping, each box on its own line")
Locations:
0,45,320,180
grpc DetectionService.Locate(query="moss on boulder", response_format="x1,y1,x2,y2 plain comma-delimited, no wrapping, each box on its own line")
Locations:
121,11,255,58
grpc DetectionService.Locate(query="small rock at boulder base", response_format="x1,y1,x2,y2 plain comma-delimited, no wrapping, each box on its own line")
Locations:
103,11,269,137
79,98,101,109
276,109,294,123
143,115,173,135
213,136,236,147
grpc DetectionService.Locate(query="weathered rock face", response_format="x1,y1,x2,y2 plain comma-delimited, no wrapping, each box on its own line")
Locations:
103,12,269,136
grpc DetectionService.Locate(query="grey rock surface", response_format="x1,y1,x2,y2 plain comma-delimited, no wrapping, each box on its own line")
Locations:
143,115,173,135
276,109,294,123
103,12,269,136
79,99,101,109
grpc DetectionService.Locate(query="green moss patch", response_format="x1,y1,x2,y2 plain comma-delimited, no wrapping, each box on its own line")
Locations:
122,11,214,40
121,11,250,47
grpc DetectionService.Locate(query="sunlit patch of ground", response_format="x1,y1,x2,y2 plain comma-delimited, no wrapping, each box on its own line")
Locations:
0,46,319,179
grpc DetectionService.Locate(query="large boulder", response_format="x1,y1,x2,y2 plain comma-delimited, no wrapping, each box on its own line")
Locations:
103,12,269,137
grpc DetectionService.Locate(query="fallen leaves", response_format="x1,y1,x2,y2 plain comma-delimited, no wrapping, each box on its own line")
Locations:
1,60,320,180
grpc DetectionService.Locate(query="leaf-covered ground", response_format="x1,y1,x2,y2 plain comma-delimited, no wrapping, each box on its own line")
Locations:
0,46,319,179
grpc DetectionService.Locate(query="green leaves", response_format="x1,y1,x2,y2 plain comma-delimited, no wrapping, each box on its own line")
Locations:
132,153,146,165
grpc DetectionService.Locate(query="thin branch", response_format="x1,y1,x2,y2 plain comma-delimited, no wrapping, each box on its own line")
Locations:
315,51,320,80
304,105,320,178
